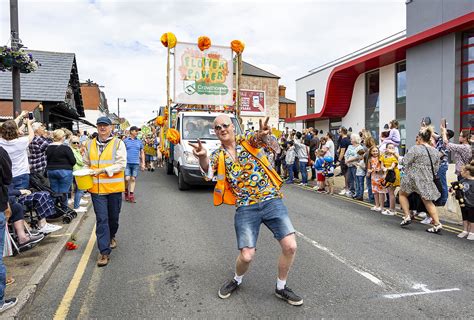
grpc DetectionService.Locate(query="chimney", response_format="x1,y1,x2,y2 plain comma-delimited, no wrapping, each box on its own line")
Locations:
279,85,286,97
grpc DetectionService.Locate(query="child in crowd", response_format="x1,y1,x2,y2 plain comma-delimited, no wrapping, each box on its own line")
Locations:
322,156,335,195
381,143,400,216
457,161,474,240
285,141,296,184
354,148,366,201
313,149,325,192
367,146,387,212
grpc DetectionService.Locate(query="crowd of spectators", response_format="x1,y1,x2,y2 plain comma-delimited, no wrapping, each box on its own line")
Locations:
270,117,474,238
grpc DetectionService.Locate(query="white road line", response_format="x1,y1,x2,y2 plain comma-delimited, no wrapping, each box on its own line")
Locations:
384,288,461,299
295,231,386,287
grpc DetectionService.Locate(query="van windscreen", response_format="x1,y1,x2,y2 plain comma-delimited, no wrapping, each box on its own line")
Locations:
181,116,241,140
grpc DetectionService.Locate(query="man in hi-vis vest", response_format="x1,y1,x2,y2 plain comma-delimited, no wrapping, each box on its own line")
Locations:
189,115,303,306
83,117,127,267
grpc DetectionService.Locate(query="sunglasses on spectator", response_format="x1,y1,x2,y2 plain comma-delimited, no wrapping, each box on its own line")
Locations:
72,142,80,145
214,123,231,131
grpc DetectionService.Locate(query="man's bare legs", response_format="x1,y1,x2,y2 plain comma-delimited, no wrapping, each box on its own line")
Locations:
277,233,297,281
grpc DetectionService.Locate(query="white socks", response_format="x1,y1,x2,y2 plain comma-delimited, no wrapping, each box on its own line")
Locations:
232,274,287,289
277,278,286,290
234,274,243,285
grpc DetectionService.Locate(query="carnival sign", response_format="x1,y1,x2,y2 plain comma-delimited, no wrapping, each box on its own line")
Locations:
240,89,265,116
174,42,233,106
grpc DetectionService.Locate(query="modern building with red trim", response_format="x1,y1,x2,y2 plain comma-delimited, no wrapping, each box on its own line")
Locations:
288,1,474,149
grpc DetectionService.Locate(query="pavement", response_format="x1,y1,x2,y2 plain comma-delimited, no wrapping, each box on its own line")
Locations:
13,168,473,319
296,165,463,225
2,201,92,319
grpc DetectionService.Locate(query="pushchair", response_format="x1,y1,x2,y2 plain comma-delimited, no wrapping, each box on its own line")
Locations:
29,173,78,224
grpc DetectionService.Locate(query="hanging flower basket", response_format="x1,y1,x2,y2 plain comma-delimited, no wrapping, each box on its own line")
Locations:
0,46,40,73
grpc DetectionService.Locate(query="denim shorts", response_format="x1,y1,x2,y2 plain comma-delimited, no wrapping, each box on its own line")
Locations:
125,163,139,177
234,198,295,249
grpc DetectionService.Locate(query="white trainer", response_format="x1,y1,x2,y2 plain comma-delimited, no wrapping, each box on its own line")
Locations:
382,209,395,216
417,212,427,219
420,217,432,225
339,189,347,195
75,207,88,213
38,223,62,234
467,233,474,241
79,199,88,206
457,231,469,238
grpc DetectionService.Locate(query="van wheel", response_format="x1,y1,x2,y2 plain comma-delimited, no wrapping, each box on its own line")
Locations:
166,159,173,175
178,170,190,191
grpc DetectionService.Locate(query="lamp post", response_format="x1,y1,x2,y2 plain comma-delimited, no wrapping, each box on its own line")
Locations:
10,0,21,117
117,97,126,119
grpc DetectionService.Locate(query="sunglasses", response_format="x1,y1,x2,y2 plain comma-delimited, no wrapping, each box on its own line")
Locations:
214,123,231,131
72,142,80,145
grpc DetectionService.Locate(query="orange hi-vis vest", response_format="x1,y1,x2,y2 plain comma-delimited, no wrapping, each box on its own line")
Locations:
87,137,125,194
213,140,283,206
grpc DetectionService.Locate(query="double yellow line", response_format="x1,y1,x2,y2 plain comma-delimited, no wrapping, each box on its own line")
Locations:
53,225,97,320
296,184,463,234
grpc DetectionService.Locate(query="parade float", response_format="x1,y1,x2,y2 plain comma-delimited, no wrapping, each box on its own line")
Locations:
157,33,245,190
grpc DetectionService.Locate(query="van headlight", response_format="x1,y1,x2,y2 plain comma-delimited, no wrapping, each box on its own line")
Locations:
184,151,199,165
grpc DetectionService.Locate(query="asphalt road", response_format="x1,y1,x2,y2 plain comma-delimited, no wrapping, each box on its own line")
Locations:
24,169,474,319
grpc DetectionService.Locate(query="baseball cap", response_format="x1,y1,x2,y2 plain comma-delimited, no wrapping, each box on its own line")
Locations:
130,126,140,132
96,117,112,125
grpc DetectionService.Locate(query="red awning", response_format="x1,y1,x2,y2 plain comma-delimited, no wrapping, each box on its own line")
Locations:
287,11,474,122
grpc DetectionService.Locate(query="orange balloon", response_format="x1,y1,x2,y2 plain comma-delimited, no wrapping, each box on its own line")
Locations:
167,128,180,144
155,116,165,126
197,36,211,51
231,40,245,54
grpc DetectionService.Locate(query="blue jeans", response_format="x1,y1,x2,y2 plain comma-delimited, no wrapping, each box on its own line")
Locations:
437,163,448,206
355,175,365,199
347,166,356,194
12,173,29,189
0,212,6,305
366,175,374,203
73,180,85,209
287,164,294,182
299,161,308,184
235,198,295,249
91,193,122,255
48,169,73,209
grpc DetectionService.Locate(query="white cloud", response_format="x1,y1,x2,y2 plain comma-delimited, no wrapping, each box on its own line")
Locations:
1,0,406,125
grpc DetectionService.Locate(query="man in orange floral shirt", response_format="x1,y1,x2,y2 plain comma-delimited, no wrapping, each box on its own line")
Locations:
190,115,303,306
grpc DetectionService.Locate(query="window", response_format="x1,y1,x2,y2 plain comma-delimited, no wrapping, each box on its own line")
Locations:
365,70,380,141
306,90,315,114
181,115,242,140
461,32,474,130
396,61,407,155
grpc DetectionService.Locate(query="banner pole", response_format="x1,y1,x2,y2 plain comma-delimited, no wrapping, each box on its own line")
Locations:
236,53,243,127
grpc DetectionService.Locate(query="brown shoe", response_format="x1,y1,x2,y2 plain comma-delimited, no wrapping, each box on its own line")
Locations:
97,254,109,267
110,238,117,249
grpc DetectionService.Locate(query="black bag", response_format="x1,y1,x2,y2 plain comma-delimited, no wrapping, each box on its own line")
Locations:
384,169,396,184
423,145,443,202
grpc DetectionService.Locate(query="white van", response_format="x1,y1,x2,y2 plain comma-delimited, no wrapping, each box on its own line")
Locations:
166,111,242,190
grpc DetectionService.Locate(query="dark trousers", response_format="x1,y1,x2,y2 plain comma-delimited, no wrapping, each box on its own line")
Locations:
91,192,122,255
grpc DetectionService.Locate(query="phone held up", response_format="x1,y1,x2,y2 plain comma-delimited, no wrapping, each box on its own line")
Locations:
28,112,34,120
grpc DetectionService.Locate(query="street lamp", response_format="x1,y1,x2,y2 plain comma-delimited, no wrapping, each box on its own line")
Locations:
117,98,126,119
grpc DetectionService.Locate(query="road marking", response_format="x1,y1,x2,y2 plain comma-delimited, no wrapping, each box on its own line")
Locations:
53,225,96,320
384,283,460,299
77,259,103,319
295,231,385,287
294,184,464,233
128,271,171,296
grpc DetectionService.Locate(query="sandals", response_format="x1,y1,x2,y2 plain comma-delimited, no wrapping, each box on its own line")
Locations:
426,224,443,234
400,216,412,226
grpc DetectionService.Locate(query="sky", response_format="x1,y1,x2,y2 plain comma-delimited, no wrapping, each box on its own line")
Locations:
0,0,406,126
